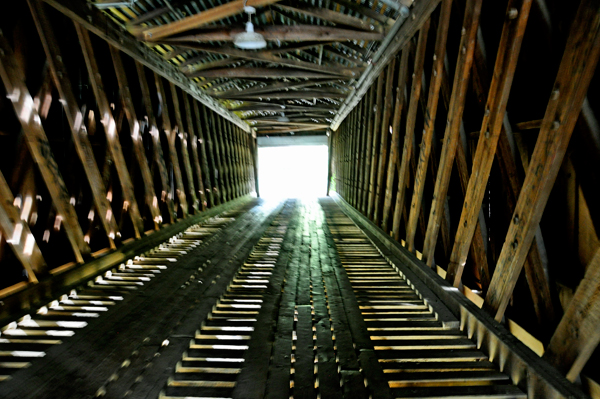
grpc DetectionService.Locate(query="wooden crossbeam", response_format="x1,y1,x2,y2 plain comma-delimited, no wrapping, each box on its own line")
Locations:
189,67,342,79
28,0,119,247
110,45,162,229
0,171,45,283
154,74,189,217
135,0,283,41
444,0,533,287
484,0,600,321
421,0,482,265
162,25,385,43
391,18,431,241
182,57,241,74
275,4,384,33
220,90,347,100
0,35,90,263
256,126,327,134
173,43,363,78
76,24,145,239
381,47,411,232
332,0,394,26
373,59,397,225
135,61,177,223
405,0,452,253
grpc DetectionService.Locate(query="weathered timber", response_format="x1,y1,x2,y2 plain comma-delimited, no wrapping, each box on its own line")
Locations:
360,87,376,214
392,18,431,241
135,61,176,223
275,4,384,33
373,58,397,226
76,24,146,238
422,0,482,266
28,0,120,247
154,73,189,217
445,0,533,287
483,0,600,320
0,33,90,263
366,73,386,220
382,47,411,233
405,0,453,253
110,45,162,228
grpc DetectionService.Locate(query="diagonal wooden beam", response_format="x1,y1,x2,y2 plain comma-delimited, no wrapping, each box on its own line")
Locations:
360,87,376,214
382,47,411,233
0,171,45,283
135,61,176,224
190,98,215,208
373,58,397,226
544,248,600,381
405,0,453,253
421,0,482,265
366,73,386,220
445,0,533,287
28,0,119,247
483,0,600,321
173,43,363,78
110,45,163,229
275,4,384,33
76,23,145,239
135,0,283,41
0,35,90,263
154,74,189,217
170,82,199,213
198,104,222,205
391,18,431,241
182,93,208,210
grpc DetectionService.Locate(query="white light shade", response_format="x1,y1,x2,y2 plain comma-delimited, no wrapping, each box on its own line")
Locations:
234,21,267,49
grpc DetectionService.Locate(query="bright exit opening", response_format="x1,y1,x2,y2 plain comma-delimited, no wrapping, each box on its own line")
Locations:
257,136,329,199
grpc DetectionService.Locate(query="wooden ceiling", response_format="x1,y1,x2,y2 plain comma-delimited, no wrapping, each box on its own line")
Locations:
95,0,411,136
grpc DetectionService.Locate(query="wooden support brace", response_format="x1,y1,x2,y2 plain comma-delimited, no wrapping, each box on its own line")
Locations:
201,106,224,204
445,0,533,287
373,58,397,226
366,73,386,220
135,61,176,223
182,94,208,210
484,0,600,321
153,73,189,217
0,34,89,263
422,0,483,266
392,18,431,242
28,0,119,247
110,45,162,229
382,48,411,233
76,24,145,238
405,0,453,253
360,87,376,215
169,82,199,213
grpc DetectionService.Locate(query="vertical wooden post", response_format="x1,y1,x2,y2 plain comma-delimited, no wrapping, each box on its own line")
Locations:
182,94,208,210
422,0,483,265
169,82,199,213
382,48,411,233
484,0,600,320
28,0,119,246
405,0,453,252
0,35,89,263
135,61,176,223
355,93,367,209
367,73,386,219
360,88,376,214
153,74,189,217
373,58,397,226
76,24,145,238
213,114,232,201
110,46,162,229
445,0,533,287
392,19,431,241
251,134,260,197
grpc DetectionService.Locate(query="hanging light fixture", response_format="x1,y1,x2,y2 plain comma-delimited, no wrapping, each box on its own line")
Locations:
234,1,267,50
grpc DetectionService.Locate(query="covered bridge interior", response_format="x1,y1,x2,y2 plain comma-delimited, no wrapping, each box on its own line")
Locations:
0,0,599,397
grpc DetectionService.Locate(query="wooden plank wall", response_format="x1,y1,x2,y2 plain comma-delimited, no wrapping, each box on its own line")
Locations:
330,0,600,393
0,1,256,298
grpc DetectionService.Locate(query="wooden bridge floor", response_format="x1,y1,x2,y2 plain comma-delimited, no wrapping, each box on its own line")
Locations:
0,198,525,399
